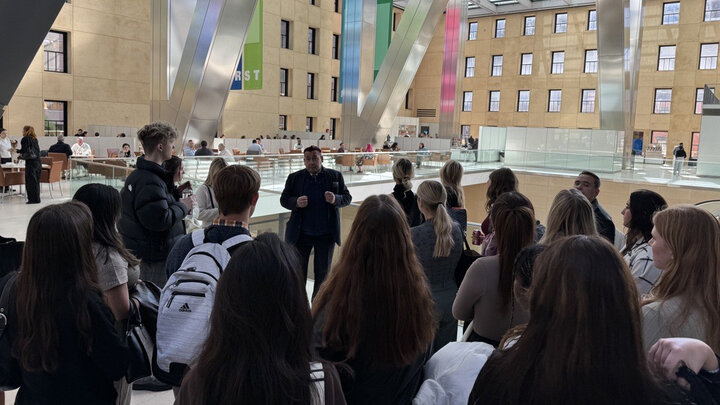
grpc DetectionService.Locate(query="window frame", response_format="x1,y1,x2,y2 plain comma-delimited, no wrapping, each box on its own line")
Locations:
332,34,340,59
495,19,506,38
330,118,337,139
462,91,473,112
465,56,475,77
548,89,562,112
520,53,533,75
307,72,316,99
551,51,565,74
695,87,715,114
653,88,672,114
580,89,596,113
587,10,597,31
555,13,568,33
43,31,67,73
705,0,720,22
281,20,290,49
306,117,314,132
662,2,680,24
699,43,718,70
657,45,676,71
517,90,530,112
691,131,700,159
43,100,67,138
524,16,535,36
280,68,289,97
491,55,503,76
468,22,478,40
308,27,317,55
331,76,338,102
488,90,500,112
279,114,288,130
584,49,598,73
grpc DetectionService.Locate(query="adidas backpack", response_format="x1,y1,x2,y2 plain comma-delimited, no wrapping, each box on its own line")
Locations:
154,230,252,386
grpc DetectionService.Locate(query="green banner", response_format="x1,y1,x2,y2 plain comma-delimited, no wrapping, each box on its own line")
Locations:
237,0,263,90
374,0,392,79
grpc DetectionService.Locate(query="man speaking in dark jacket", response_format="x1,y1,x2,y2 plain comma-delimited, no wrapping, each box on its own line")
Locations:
118,122,193,286
281,145,351,298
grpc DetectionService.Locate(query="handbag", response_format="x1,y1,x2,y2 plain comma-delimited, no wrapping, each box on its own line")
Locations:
0,271,21,390
126,280,161,383
454,238,481,287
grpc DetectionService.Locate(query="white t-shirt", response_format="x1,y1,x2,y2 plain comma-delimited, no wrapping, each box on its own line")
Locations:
71,142,92,156
219,148,234,157
0,137,11,158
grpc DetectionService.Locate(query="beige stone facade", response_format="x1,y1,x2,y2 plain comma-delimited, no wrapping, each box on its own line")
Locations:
413,0,720,158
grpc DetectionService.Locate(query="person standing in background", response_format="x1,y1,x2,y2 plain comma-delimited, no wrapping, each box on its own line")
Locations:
573,171,615,243
280,146,352,298
16,125,41,204
672,143,687,176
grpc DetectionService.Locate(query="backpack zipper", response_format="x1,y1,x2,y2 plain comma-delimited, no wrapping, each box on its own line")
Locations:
166,291,206,308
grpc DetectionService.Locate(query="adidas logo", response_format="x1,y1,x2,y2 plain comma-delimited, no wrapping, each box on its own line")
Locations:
179,303,192,312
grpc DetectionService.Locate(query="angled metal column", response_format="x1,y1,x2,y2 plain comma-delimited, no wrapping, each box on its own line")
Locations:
438,0,468,139
341,0,449,147
597,0,645,169
152,0,258,149
0,0,66,116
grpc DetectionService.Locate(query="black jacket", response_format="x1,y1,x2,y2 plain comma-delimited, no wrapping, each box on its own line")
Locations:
280,167,351,246
392,183,423,227
48,141,73,158
118,156,188,262
592,199,615,243
16,137,39,161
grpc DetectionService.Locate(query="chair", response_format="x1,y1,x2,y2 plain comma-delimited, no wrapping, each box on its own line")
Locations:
0,170,25,202
377,153,391,169
336,155,355,171
48,152,69,179
107,148,119,158
363,156,377,172
232,148,241,155
40,160,63,198
134,151,143,157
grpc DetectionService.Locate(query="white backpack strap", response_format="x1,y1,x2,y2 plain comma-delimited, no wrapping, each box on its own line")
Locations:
310,362,325,405
221,234,253,249
191,229,206,247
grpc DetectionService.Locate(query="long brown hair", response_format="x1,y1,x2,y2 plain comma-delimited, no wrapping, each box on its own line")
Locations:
645,205,720,352
624,190,667,252
440,160,465,207
22,125,37,140
485,168,518,212
471,236,669,404
540,188,597,244
182,233,317,404
14,202,102,373
490,192,536,309
312,195,436,367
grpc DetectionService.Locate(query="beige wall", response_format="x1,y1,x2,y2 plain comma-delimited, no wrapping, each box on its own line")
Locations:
412,0,720,158
3,0,151,137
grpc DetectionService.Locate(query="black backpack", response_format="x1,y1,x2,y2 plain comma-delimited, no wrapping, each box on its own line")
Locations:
0,236,23,279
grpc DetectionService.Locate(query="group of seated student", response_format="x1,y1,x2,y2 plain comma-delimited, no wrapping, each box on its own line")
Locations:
2,123,720,405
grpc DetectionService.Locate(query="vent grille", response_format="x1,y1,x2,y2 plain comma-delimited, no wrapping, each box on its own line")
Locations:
416,108,436,118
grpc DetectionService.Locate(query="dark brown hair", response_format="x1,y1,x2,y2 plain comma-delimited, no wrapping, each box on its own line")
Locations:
470,236,669,404
137,122,177,152
22,125,37,140
486,168,518,212
312,195,437,367
490,192,536,309
624,190,667,252
179,233,317,404
303,145,321,155
14,202,102,373
213,165,261,216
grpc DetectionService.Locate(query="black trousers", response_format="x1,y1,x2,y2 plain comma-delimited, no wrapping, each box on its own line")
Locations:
24,159,41,203
0,158,10,192
295,233,334,299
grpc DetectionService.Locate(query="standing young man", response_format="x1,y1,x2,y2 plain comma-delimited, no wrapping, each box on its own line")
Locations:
280,146,352,297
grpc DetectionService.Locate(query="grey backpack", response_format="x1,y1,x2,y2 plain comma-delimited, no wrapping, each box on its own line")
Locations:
154,230,252,385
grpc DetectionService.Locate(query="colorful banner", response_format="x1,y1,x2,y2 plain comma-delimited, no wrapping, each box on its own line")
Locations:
231,0,263,90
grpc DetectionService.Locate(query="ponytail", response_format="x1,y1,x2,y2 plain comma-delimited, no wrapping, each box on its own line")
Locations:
417,181,456,258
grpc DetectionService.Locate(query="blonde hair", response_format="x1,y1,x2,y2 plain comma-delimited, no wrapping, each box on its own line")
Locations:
645,205,720,352
440,160,465,207
392,158,414,191
541,188,597,244
205,158,228,187
417,181,455,257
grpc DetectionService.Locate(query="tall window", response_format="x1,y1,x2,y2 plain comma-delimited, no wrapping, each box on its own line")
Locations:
279,115,287,130
548,90,562,112
581,89,596,113
705,0,720,21
43,31,67,73
700,43,718,69
281,20,290,49
468,22,478,40
520,53,533,75
551,51,565,74
696,87,715,114
658,45,676,71
306,117,314,132
692,132,700,159
330,118,337,139
491,55,503,76
663,2,680,24
310,0,316,5
495,19,505,38
405,91,410,109
489,91,500,112
461,125,470,138
651,130,669,156
524,16,535,36
332,34,340,59
654,89,672,114
517,90,530,112
463,91,473,111
308,27,317,54
584,49,598,73
280,68,289,96
43,100,66,138
555,13,568,33
307,73,315,99
588,10,597,31
334,0,339,13
465,57,475,77
331,76,338,102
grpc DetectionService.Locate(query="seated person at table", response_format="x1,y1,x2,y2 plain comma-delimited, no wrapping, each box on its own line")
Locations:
194,140,214,156
218,143,234,158
48,134,73,158
121,143,132,158
71,137,92,157
247,139,264,155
